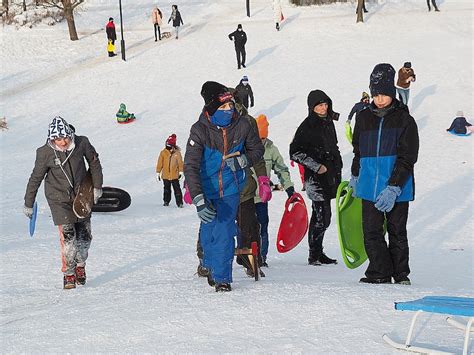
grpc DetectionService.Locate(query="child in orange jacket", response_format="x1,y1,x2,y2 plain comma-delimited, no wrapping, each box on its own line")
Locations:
156,134,184,207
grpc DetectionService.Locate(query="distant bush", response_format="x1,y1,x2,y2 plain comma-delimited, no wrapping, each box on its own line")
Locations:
1,2,63,28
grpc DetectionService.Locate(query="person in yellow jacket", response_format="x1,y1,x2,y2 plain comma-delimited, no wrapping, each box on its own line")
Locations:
156,134,184,207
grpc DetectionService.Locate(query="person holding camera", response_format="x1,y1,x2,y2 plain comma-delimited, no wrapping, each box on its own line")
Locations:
396,62,416,106
290,90,342,266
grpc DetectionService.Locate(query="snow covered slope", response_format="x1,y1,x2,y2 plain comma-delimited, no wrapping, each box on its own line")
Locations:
1,0,472,352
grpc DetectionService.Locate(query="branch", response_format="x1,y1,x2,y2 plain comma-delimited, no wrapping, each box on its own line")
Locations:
42,0,64,10
71,0,84,10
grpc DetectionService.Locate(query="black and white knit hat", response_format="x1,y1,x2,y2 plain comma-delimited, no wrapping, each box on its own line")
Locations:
48,116,74,140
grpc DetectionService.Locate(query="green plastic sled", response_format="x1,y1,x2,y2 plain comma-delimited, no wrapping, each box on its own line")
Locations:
345,121,353,144
335,181,367,269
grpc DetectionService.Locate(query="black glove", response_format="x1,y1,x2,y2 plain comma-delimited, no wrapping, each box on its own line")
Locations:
285,186,295,199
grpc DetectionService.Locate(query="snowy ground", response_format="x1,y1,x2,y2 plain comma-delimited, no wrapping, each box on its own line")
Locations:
1,0,473,353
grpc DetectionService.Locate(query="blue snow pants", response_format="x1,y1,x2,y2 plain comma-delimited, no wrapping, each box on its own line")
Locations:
200,193,240,283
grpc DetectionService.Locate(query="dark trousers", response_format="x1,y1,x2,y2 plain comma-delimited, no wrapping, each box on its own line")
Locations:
255,202,269,261
235,47,246,69
154,23,161,40
163,179,183,205
427,0,439,10
308,200,332,260
362,200,410,281
237,198,262,264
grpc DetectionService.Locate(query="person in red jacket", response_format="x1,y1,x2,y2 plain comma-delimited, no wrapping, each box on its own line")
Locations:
106,17,117,57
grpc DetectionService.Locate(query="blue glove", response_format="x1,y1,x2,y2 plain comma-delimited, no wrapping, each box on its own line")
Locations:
374,186,401,213
348,175,358,196
224,154,248,172
192,194,216,224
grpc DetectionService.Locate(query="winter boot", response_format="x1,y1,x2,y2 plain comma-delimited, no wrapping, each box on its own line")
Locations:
215,283,232,292
75,266,86,285
197,264,210,277
394,276,411,285
319,253,338,265
359,277,392,284
276,23,280,31
308,251,322,266
207,273,216,287
63,274,76,289
177,203,184,208
163,202,169,206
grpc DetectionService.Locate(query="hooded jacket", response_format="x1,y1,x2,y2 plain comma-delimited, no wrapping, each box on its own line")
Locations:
168,6,183,27
24,135,103,225
290,90,342,201
156,147,184,180
254,138,293,204
351,99,419,202
184,108,264,200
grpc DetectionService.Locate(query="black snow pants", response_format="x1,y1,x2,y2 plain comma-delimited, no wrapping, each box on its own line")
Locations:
308,200,332,261
154,23,161,41
235,46,246,69
362,200,410,281
59,219,92,275
163,179,183,205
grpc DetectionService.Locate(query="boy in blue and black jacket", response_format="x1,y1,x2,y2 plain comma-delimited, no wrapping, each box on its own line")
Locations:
350,63,419,285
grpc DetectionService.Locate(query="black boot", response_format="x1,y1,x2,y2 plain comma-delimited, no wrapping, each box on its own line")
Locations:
359,277,392,284
215,283,232,292
319,253,338,265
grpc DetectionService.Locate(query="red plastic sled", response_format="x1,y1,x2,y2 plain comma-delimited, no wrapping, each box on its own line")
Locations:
276,193,309,253
117,118,135,124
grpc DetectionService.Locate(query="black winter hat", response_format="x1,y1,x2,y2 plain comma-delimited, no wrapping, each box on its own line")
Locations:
369,63,396,98
109,17,113,21
237,24,242,29
201,81,234,116
404,61,412,68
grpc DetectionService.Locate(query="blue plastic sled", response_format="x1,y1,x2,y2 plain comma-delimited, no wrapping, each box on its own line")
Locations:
448,130,471,137
29,202,38,237
383,296,474,354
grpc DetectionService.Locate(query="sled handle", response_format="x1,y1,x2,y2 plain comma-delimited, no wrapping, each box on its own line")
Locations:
285,192,303,211
222,151,240,160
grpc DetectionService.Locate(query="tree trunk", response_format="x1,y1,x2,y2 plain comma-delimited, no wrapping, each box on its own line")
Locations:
356,0,364,23
63,1,79,41
2,0,8,16
22,0,26,11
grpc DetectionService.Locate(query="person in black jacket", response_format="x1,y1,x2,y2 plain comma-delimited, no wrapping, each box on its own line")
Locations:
168,4,183,39
235,76,254,109
350,63,419,285
228,24,247,70
290,90,342,266
347,92,370,123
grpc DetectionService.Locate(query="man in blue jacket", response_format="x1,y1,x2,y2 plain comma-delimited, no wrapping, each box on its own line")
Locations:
184,81,264,292
350,63,419,285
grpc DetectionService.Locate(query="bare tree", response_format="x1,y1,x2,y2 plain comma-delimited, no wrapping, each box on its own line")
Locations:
22,0,26,11
356,0,364,23
43,0,84,40
1,0,8,16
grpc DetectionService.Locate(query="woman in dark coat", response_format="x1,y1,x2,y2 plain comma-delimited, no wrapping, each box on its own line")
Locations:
168,4,184,39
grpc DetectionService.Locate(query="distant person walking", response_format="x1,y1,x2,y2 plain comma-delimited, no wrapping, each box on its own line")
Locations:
235,76,254,109
273,0,283,31
396,62,416,106
168,4,183,39
228,24,247,70
426,0,440,12
152,6,163,41
106,17,117,57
